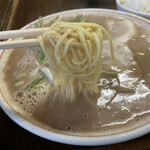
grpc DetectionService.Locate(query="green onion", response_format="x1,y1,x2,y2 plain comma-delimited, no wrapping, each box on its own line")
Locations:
37,47,45,64
24,74,45,90
31,46,45,65
69,15,90,22
50,16,59,25
34,17,46,64
35,16,43,28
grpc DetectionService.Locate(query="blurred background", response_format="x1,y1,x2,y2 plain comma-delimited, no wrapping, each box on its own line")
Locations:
0,0,116,30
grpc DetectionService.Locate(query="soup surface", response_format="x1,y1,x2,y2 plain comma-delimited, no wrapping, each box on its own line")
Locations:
3,14,150,135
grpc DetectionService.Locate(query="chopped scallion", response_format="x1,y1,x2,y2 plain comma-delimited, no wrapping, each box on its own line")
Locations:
24,74,45,90
35,16,43,28
69,15,90,22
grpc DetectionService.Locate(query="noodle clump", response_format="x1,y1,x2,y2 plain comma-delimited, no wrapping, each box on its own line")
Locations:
38,21,122,100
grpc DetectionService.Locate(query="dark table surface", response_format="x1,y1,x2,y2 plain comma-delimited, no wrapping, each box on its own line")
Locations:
0,0,150,149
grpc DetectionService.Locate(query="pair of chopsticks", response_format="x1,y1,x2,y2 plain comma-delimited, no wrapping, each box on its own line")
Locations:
0,27,49,49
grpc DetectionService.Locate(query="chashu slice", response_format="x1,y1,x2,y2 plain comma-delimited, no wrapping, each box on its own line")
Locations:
102,40,136,72
106,19,137,43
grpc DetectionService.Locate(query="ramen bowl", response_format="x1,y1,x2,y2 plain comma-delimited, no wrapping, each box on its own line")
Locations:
0,9,150,146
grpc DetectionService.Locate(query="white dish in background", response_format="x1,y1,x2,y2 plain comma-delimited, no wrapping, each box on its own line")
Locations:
0,9,150,146
116,0,150,19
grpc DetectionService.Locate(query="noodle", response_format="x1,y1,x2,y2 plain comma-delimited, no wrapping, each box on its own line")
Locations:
38,22,123,100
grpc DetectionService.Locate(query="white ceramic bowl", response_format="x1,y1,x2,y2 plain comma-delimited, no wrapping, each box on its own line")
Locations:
0,9,150,146
116,0,150,19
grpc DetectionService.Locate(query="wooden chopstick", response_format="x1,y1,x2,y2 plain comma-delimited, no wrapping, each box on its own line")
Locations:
0,27,49,39
0,27,49,49
0,39,39,49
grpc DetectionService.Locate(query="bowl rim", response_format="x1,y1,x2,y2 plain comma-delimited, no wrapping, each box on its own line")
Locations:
116,0,150,17
0,8,150,146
